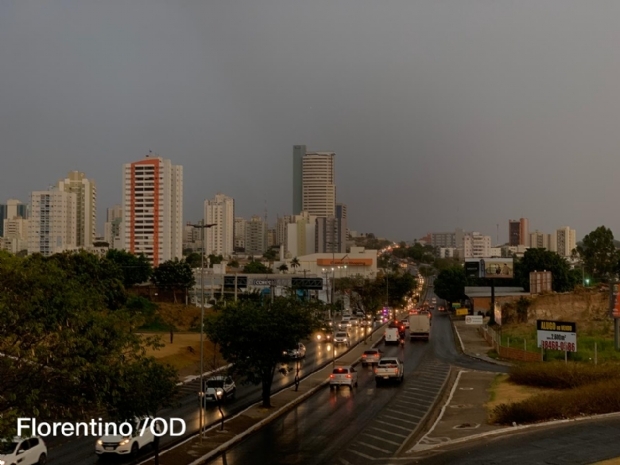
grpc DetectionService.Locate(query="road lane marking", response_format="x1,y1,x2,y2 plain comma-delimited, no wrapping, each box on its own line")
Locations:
375,420,414,431
387,409,423,419
368,426,407,438
382,414,417,424
347,449,375,460
355,442,392,453
359,433,401,446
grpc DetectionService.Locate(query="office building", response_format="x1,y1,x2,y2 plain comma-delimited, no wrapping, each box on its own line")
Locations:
244,215,268,256
28,189,77,256
57,171,97,248
204,193,235,257
121,154,183,266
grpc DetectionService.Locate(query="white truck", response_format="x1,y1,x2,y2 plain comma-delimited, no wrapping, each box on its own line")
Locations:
409,313,431,341
384,327,400,345
374,357,404,385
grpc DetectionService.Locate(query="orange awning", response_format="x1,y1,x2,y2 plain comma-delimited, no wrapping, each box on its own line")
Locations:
316,258,373,266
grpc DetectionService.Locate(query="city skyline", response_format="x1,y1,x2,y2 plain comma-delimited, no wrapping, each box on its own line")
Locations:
3,2,620,241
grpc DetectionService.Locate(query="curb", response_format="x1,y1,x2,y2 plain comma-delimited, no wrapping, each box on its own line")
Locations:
177,364,233,386
450,317,511,367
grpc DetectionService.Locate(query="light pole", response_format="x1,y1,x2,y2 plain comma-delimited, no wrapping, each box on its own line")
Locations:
189,220,216,440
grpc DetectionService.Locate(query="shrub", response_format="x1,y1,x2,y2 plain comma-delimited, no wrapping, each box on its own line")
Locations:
492,378,620,425
508,361,620,389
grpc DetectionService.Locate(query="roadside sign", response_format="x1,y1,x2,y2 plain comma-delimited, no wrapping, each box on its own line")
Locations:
465,315,483,325
452,303,461,309
456,308,469,316
610,282,620,318
536,320,577,352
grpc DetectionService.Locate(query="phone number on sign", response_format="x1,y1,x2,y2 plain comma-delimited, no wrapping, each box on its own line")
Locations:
541,340,576,352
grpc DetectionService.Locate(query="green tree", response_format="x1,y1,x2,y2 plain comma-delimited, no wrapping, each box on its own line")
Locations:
577,226,620,281
208,254,224,266
0,253,173,438
184,252,203,269
278,263,289,273
106,249,153,288
434,266,467,305
229,259,240,268
513,248,578,292
243,260,272,274
263,248,278,262
152,258,196,303
205,296,317,407
290,257,300,273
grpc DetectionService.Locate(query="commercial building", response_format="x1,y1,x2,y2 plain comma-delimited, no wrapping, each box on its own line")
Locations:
296,246,378,280
57,171,97,248
121,154,183,266
204,194,235,257
28,189,77,256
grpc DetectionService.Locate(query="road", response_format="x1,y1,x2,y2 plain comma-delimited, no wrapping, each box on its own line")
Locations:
46,323,376,464
205,287,507,465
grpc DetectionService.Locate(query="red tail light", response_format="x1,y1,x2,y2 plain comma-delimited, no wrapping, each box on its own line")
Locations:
329,374,334,379
362,354,367,358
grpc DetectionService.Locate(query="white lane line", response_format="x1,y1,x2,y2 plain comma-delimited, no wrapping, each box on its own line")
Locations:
360,433,401,447
382,414,417,424
376,420,415,431
355,442,392,454
387,409,423,419
367,426,407,438
347,449,375,460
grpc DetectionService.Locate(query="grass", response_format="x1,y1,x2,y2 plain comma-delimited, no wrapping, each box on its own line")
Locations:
496,321,620,362
508,361,620,389
486,374,556,413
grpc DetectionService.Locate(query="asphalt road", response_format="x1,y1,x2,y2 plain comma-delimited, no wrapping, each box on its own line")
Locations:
46,323,375,464
205,288,507,465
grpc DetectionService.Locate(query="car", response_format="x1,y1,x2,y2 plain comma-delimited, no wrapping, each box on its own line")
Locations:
333,331,350,346
329,365,358,389
0,437,47,465
283,343,306,359
316,328,333,342
349,317,360,326
361,349,381,366
438,305,446,312
203,375,236,402
337,318,352,330
96,417,159,458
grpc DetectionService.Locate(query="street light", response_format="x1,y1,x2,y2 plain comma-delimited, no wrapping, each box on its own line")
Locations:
189,220,216,440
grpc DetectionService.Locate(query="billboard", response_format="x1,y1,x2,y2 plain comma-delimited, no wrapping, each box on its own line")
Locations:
536,320,577,352
465,258,514,279
610,282,620,318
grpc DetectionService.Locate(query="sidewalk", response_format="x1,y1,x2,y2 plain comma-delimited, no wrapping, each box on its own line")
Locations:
452,318,512,367
139,328,385,465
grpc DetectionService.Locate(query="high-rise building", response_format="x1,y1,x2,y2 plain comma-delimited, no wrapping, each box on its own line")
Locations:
556,226,576,257
28,189,77,256
336,203,349,239
276,215,292,249
300,151,336,218
57,171,97,248
292,145,305,215
244,215,268,256
2,216,29,253
431,232,457,248
286,211,316,258
316,215,347,254
267,228,276,248
121,154,183,266
104,204,122,249
204,194,235,257
463,232,492,258
234,217,246,251
0,199,28,237
529,230,551,250
509,218,529,246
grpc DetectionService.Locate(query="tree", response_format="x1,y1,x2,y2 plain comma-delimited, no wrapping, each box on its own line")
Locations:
184,252,202,269
577,226,620,281
0,253,175,438
290,257,300,273
243,260,272,274
263,248,278,264
151,258,196,304
513,248,578,292
208,254,224,266
229,259,240,268
106,249,153,288
205,296,317,407
278,263,289,273
434,266,467,304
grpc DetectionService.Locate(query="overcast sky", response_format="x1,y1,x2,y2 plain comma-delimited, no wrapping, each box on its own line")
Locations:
1,1,620,242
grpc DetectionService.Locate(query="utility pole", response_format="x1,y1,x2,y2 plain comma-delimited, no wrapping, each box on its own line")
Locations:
189,220,216,440
234,272,238,302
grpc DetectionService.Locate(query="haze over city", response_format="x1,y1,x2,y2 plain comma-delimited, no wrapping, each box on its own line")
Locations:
2,1,620,241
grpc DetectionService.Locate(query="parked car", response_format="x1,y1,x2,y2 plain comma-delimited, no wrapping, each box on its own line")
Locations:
361,349,381,366
0,437,47,465
283,343,306,359
203,375,236,402
329,365,358,389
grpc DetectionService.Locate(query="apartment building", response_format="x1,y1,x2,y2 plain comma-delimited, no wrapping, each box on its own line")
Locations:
57,171,97,248
204,193,235,257
28,189,77,256
244,215,268,256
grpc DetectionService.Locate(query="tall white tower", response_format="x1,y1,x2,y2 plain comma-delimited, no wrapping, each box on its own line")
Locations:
57,171,97,248
204,194,235,257
302,152,336,218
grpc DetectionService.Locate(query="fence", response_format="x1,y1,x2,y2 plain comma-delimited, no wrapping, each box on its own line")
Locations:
478,325,543,362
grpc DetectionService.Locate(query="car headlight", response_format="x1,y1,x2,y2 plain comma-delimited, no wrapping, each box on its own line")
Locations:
216,388,224,397
119,438,130,446
1,459,6,465
97,439,103,445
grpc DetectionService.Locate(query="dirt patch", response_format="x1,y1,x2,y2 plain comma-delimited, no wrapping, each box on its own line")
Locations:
141,332,226,378
593,458,620,465
486,374,557,412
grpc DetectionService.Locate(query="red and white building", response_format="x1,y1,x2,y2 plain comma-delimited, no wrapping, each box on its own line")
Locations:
121,154,183,266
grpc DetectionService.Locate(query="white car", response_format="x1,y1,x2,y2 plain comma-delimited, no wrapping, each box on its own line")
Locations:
95,417,158,458
204,375,237,402
333,331,350,346
330,365,358,389
0,437,47,465
337,318,352,330
349,317,360,326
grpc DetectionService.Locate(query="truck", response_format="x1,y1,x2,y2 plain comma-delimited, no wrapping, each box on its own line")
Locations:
374,357,404,385
409,313,431,341
384,327,400,345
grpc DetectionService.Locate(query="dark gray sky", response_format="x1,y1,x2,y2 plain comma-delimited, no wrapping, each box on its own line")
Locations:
2,1,619,242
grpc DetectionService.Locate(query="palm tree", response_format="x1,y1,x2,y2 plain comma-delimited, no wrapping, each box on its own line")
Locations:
278,263,289,274
290,257,300,274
